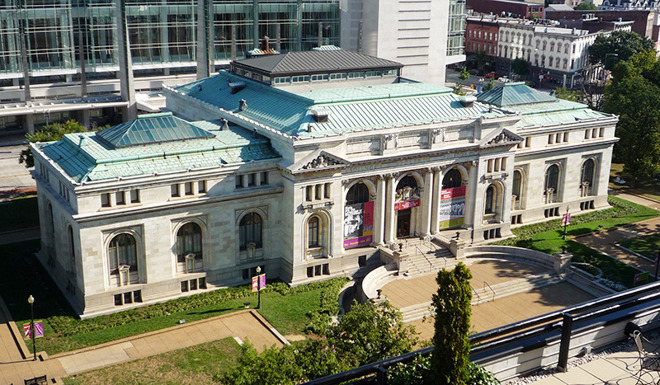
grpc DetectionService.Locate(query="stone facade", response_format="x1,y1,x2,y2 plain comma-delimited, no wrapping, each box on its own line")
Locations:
32,51,618,317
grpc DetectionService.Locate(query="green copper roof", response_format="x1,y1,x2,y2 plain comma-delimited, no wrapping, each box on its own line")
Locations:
97,112,215,148
37,120,280,183
477,82,557,107
174,72,508,139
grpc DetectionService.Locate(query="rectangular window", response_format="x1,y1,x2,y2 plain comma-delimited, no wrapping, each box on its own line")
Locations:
306,186,313,201
599,127,604,137
185,182,194,195
324,183,331,199
585,130,590,139
124,292,133,304
500,157,507,170
548,135,554,145
181,281,189,292
563,132,569,142
236,176,243,189
307,266,314,278
248,173,256,187
315,184,322,200
114,294,122,306
260,172,268,185
525,137,531,147
171,184,180,197
555,133,561,143
198,181,207,193
199,277,207,289
116,191,125,205
101,193,111,208
133,290,142,303
314,264,322,276
323,263,330,275
130,190,140,203
487,159,493,173
190,279,198,290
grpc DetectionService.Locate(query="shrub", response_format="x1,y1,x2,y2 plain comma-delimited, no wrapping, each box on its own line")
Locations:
389,355,499,385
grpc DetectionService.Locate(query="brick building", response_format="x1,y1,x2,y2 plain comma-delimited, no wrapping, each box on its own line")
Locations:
467,0,544,19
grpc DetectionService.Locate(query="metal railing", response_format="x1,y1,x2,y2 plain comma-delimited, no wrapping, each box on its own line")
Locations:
484,281,495,302
471,285,482,304
303,280,660,385
414,245,433,272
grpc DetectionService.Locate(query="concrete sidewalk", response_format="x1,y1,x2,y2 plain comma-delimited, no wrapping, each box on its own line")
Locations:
0,307,286,384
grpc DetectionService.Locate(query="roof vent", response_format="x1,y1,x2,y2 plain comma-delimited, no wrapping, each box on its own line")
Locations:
311,109,330,123
460,95,477,108
229,81,246,94
221,118,229,130
239,99,248,111
78,134,88,147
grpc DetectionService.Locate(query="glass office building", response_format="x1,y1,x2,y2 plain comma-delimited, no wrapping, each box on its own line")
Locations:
0,0,340,136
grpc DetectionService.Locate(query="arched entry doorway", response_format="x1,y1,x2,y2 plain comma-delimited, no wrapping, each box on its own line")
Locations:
395,175,420,238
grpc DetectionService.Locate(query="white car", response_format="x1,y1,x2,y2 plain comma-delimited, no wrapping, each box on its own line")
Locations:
497,76,510,83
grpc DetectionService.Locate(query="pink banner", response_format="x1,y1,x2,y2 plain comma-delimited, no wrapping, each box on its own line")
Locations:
394,199,420,211
251,274,266,291
440,185,466,200
343,235,373,249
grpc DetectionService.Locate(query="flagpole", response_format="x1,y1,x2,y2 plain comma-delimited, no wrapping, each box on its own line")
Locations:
563,207,569,240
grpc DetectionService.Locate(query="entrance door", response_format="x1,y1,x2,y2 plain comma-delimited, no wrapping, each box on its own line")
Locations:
396,208,411,238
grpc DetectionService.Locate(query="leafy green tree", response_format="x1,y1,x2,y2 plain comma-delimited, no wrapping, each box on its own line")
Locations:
553,86,582,102
604,51,660,186
511,58,530,77
459,66,470,81
588,30,655,70
19,120,89,168
223,343,304,385
475,50,489,71
574,1,597,10
428,262,473,385
327,301,418,367
484,79,495,91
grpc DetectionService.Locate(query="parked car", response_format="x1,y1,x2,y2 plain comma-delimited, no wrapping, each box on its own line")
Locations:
497,76,510,83
485,72,496,79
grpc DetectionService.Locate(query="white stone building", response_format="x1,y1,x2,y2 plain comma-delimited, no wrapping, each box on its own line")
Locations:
498,22,602,87
32,50,618,317
340,0,467,84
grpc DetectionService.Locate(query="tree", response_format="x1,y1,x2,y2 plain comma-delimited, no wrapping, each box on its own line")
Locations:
511,58,530,77
224,301,418,385
475,50,489,71
484,79,495,91
19,120,89,168
588,30,655,70
428,262,473,385
327,301,418,368
574,1,597,10
459,66,470,81
603,51,660,186
553,86,582,103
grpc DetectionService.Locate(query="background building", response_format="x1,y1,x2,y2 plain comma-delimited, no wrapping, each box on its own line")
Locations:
32,50,617,317
340,0,466,85
467,0,544,20
0,0,340,139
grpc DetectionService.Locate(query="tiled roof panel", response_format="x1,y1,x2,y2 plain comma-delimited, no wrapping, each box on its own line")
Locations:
477,82,557,107
38,120,280,183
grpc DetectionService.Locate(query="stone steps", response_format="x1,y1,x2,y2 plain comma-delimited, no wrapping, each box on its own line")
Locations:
399,272,562,323
403,243,456,276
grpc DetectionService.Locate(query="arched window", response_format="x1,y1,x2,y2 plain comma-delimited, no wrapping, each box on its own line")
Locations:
442,169,463,189
544,164,560,202
176,223,202,263
308,216,320,248
581,159,595,196
485,185,495,214
108,234,137,274
239,213,262,251
346,183,370,205
397,175,417,190
512,170,523,209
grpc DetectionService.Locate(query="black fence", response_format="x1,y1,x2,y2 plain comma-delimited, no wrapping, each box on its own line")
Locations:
303,280,660,385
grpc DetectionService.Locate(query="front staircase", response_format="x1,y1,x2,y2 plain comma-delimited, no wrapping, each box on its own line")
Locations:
399,238,457,276
400,271,564,323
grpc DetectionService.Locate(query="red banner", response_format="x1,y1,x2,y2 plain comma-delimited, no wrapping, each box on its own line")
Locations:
394,199,420,211
252,274,266,291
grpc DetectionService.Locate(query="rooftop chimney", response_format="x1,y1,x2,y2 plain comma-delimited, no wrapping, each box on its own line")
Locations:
460,95,477,108
239,99,247,111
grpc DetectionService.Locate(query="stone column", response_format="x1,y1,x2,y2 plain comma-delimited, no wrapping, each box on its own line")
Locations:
421,169,434,236
464,161,478,227
431,167,442,234
384,174,396,243
374,176,386,245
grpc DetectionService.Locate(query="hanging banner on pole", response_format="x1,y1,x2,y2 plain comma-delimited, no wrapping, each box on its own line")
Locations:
343,201,374,249
561,213,571,226
251,274,266,291
23,321,44,339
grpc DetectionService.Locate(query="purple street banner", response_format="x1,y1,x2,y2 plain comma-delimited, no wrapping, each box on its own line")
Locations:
438,185,466,229
394,199,420,211
561,213,571,226
23,321,44,339
344,201,374,249
252,274,266,292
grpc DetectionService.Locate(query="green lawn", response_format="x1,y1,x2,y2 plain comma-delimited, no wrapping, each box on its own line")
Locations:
497,196,660,288
610,162,660,202
620,234,660,259
62,337,242,385
0,196,39,232
0,240,343,355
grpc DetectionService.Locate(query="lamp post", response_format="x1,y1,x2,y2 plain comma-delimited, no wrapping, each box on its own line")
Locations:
256,266,262,309
27,295,36,361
